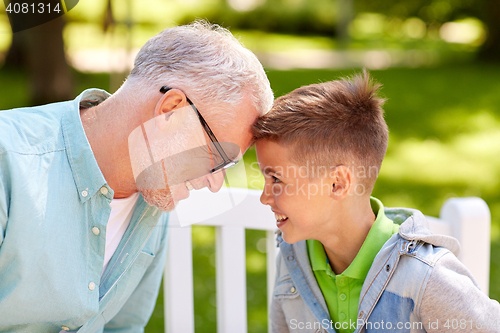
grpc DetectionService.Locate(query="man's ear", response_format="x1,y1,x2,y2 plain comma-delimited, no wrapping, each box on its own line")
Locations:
330,165,352,199
154,88,187,117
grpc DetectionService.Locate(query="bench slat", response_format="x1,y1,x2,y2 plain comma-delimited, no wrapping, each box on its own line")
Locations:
216,226,247,333
164,225,195,333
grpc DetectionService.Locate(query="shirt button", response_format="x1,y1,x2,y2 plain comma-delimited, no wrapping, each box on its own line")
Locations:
287,256,294,261
61,326,70,331
81,190,88,197
290,287,296,293
88,282,96,291
92,227,100,235
338,278,345,286
339,293,347,301
340,312,347,321
100,187,108,195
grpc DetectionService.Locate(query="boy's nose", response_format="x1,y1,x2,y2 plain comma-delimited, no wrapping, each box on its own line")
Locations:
260,185,273,206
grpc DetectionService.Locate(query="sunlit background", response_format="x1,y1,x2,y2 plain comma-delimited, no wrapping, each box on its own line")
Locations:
1,0,499,332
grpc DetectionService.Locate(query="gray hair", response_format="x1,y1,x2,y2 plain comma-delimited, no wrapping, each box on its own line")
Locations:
127,20,273,119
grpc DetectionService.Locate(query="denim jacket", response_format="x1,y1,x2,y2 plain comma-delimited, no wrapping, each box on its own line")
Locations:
0,89,170,332
271,207,500,333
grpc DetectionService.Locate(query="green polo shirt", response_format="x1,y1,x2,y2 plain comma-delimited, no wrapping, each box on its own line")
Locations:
306,197,399,333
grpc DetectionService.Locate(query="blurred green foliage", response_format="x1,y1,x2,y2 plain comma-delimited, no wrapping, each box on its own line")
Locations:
354,0,499,60
178,0,338,36
357,0,476,22
0,0,487,52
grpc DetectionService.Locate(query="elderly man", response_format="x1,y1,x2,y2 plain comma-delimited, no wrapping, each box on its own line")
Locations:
0,21,273,332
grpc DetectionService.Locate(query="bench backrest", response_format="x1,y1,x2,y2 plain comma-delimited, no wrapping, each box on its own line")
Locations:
164,189,491,333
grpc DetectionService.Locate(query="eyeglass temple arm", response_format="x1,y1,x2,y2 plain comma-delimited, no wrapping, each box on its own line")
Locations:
159,86,232,164
189,102,231,163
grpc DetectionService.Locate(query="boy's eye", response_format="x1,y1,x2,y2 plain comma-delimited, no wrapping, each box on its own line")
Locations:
272,175,282,183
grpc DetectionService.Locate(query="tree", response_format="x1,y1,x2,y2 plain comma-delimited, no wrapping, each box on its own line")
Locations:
474,0,500,61
4,10,74,106
7,16,74,106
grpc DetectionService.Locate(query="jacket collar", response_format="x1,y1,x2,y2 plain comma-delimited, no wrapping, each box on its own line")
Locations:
278,234,335,332
386,207,460,256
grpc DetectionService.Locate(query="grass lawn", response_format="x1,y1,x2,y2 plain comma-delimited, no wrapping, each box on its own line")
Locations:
1,63,499,332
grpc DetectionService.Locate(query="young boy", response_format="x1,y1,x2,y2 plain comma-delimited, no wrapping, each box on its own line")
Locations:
252,71,500,333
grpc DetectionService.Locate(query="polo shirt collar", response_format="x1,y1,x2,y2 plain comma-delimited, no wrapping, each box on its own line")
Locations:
308,237,328,272
342,197,395,279
61,89,112,202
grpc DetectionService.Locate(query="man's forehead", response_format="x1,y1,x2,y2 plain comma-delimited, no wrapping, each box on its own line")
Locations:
214,101,259,153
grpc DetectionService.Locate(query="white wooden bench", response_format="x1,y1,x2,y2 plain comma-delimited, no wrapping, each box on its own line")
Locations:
163,189,491,333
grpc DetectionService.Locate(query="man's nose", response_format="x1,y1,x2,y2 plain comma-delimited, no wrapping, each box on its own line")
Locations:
206,170,225,193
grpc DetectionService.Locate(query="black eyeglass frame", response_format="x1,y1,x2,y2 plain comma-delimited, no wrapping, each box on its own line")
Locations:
159,86,238,173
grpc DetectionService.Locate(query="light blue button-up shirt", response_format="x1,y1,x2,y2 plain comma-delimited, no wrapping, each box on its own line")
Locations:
0,89,170,332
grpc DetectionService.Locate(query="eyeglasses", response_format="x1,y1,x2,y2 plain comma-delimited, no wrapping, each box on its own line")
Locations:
159,86,238,173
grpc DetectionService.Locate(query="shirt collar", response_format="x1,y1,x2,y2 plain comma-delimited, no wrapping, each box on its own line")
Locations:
342,197,397,279
61,89,112,202
307,237,328,272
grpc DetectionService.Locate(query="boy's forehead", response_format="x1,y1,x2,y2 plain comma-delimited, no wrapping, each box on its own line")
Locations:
256,139,336,180
256,140,294,172
256,140,288,160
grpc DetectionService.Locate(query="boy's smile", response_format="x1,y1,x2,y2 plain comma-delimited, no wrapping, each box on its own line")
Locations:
275,212,289,228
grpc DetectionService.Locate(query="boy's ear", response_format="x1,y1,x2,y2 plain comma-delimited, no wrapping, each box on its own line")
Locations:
154,88,187,117
330,166,352,200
